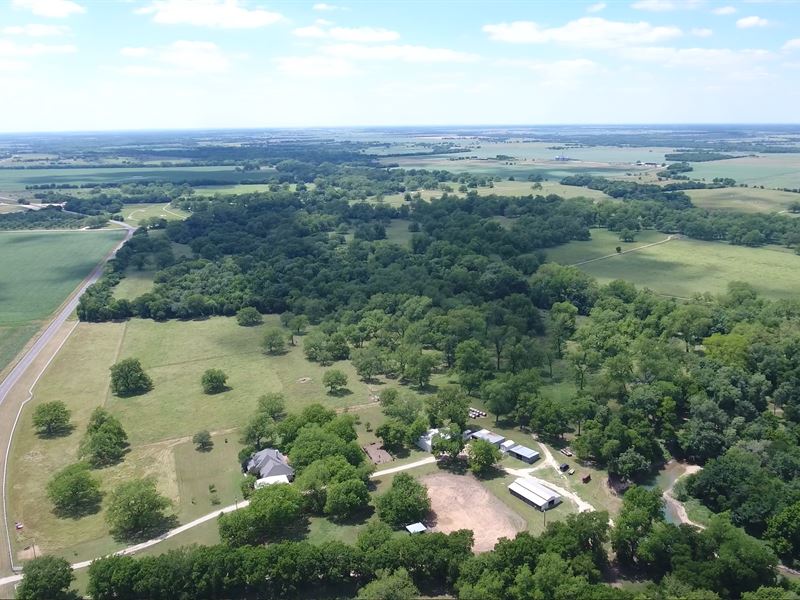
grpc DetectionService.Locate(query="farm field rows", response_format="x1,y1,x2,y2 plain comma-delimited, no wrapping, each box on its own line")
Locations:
0,230,126,375
689,154,800,188
546,228,800,299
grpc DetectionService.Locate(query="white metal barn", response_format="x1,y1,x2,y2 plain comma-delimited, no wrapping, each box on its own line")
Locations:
508,477,561,511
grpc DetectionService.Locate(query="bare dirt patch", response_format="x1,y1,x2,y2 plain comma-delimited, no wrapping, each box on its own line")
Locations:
421,472,525,552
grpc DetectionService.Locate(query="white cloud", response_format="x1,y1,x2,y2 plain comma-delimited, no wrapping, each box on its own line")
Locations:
587,2,606,12
120,47,152,58
736,15,769,28
293,25,400,42
619,46,773,71
136,0,282,29
2,23,68,36
118,40,236,75
0,39,76,57
0,58,28,71
691,27,713,36
11,0,85,18
712,6,736,15
482,17,682,48
275,55,357,77
312,2,343,10
783,39,800,51
500,58,599,87
631,0,702,10
322,43,478,63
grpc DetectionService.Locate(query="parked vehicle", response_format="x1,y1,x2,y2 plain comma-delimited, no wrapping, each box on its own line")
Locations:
559,463,569,472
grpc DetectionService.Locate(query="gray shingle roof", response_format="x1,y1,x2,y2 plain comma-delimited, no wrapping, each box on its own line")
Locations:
246,448,294,479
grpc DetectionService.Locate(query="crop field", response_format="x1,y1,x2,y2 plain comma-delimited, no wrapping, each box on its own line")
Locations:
0,165,263,191
688,187,800,213
546,228,800,299
688,154,800,188
0,230,125,374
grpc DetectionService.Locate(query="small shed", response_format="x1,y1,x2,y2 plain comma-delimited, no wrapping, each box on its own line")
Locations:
405,522,427,534
508,444,540,464
471,429,506,447
500,440,517,453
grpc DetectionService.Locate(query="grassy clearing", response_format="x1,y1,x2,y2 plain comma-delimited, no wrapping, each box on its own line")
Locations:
688,187,800,214
122,203,189,227
113,268,157,300
385,219,413,246
192,182,310,195
546,228,800,299
0,230,125,373
7,315,379,561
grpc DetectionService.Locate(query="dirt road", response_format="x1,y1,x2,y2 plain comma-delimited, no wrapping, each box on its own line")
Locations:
570,234,680,267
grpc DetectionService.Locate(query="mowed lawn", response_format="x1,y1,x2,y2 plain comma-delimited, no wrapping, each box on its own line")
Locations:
7,315,378,561
546,228,800,299
688,187,800,214
122,202,189,227
0,230,125,373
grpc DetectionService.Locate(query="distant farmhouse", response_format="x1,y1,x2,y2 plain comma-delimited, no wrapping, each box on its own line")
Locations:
245,448,295,488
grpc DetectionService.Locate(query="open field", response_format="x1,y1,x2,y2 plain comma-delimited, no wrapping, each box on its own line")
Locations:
122,202,189,226
546,228,800,299
688,187,800,214
689,154,800,188
422,472,525,552
0,166,263,192
192,182,311,195
6,315,382,561
0,230,126,374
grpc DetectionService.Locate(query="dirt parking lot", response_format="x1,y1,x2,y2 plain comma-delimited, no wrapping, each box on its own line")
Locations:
422,472,526,552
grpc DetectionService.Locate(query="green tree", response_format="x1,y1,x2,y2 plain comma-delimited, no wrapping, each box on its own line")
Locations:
220,484,303,545
352,345,385,382
295,455,364,513
766,500,800,562
109,358,152,397
325,478,371,520
427,385,469,429
322,369,349,394
455,340,492,393
192,430,213,451
402,350,437,388
201,369,228,394
17,555,77,600
106,478,171,541
611,485,664,566
467,439,501,476
32,400,71,437
262,328,287,355
376,419,408,454
236,306,262,326
357,568,420,600
46,463,102,518
377,473,430,527
550,301,578,359
79,407,129,467
288,314,310,343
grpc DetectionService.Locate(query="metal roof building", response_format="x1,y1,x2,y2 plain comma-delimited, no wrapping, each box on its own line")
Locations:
405,522,427,534
508,444,540,464
471,428,506,446
508,477,561,511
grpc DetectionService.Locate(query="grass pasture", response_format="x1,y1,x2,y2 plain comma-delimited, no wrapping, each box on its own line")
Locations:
688,187,800,214
7,315,381,561
546,228,800,299
122,202,189,227
0,230,125,374
689,154,800,188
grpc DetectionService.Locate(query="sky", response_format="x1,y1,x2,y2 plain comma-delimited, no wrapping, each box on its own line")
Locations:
0,0,799,131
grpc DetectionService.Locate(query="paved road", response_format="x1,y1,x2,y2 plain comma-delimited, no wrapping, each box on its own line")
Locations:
0,223,135,575
0,452,439,586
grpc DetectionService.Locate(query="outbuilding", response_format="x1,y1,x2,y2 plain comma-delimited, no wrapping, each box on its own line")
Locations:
508,477,561,511
471,429,505,447
508,444,540,464
405,522,427,534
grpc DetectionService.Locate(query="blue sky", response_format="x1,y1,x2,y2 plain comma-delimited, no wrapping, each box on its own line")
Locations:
0,0,799,131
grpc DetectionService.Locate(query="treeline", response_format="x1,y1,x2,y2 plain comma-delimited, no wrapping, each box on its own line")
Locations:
560,175,694,208
665,152,738,162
